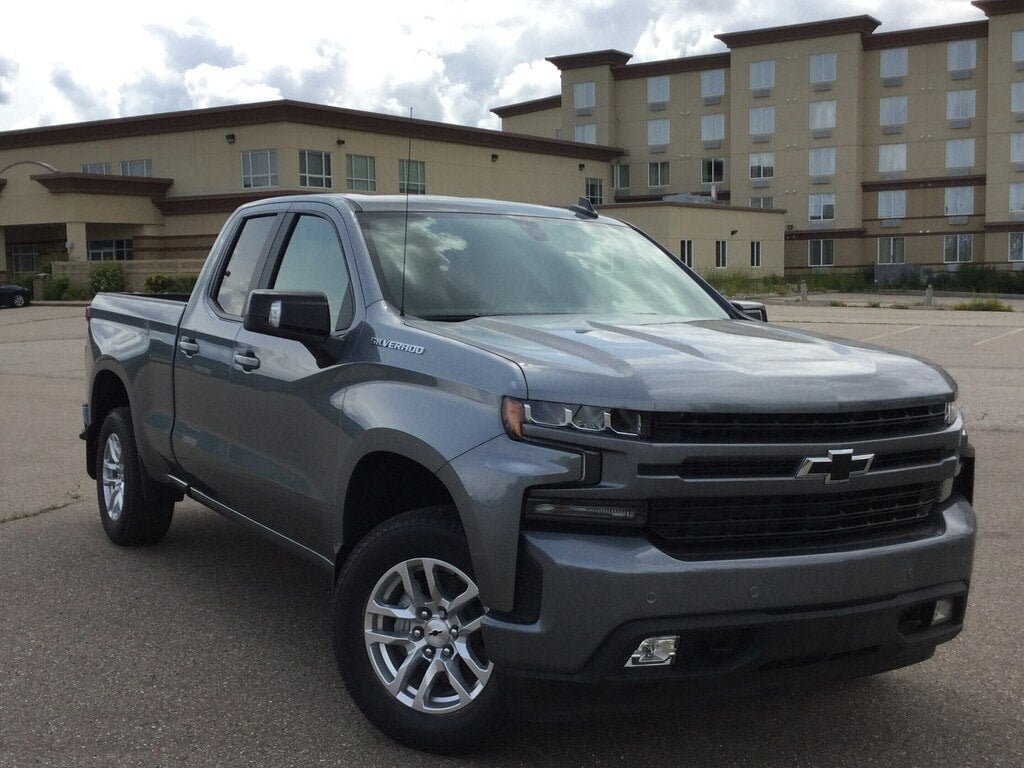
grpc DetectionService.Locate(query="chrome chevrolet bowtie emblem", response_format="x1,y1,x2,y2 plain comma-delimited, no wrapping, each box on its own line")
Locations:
797,449,874,484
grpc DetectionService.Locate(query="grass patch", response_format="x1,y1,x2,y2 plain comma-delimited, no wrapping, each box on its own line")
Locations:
890,303,909,310
703,269,874,297
828,300,848,307
867,301,882,308
953,298,1014,312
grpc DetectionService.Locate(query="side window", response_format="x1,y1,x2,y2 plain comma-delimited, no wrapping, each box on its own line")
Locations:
215,215,277,317
272,215,352,330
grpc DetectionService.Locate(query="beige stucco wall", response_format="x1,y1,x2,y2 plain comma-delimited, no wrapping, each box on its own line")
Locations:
598,202,785,275
500,108,563,139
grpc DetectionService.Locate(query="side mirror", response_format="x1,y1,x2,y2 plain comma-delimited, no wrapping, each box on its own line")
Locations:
243,290,332,343
730,300,768,322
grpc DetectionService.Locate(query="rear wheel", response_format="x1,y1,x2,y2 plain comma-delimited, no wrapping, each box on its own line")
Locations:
95,407,174,545
332,507,506,753
12,293,26,307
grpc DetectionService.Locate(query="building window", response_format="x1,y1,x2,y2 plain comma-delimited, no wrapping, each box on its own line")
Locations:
81,162,111,174
241,149,277,188
947,40,976,72
749,241,762,268
647,75,669,106
809,100,836,130
575,123,597,144
680,239,693,267
573,81,595,110
649,161,670,187
120,159,153,177
808,239,835,267
87,239,132,261
1011,182,1024,212
877,237,905,264
808,147,835,176
880,47,909,79
749,196,774,209
1013,133,1024,163
946,89,976,119
809,53,837,84
701,157,724,184
809,194,835,221
749,106,774,135
399,159,426,194
1013,83,1024,114
584,177,604,205
944,234,973,263
648,118,670,147
946,138,975,169
345,154,376,191
1010,232,1024,261
611,163,630,189
944,186,974,215
750,60,774,90
880,96,908,126
10,244,39,274
701,69,725,98
749,152,774,179
701,113,725,141
299,149,332,188
879,143,907,173
715,240,728,268
878,190,906,219
1014,31,1024,64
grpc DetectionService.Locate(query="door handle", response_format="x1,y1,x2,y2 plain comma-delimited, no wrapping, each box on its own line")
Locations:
233,351,261,371
178,338,200,357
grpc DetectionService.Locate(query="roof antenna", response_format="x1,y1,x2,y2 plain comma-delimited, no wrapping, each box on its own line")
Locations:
399,107,413,317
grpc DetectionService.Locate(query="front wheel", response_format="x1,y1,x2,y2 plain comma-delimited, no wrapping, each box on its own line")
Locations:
332,507,506,753
12,293,26,307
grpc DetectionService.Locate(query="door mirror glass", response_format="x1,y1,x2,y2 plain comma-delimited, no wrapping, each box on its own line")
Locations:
243,290,331,342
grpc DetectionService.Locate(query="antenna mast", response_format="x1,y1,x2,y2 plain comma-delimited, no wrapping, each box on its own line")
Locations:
399,107,413,317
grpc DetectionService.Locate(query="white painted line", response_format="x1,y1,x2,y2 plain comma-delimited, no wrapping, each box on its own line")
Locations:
862,325,922,342
973,327,1024,346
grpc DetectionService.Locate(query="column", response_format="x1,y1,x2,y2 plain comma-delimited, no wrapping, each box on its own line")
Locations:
64,222,88,261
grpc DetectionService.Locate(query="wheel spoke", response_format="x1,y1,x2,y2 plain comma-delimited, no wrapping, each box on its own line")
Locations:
454,640,491,683
395,560,429,609
442,658,473,704
366,599,417,621
386,650,423,696
365,629,418,649
412,658,442,709
422,559,445,606
445,583,478,615
458,615,483,635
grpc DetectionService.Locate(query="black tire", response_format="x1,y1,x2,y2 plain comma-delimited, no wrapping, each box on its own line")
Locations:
13,293,26,308
95,406,174,546
332,507,507,753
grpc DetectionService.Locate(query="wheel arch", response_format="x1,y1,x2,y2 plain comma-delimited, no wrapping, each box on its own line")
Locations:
86,365,131,479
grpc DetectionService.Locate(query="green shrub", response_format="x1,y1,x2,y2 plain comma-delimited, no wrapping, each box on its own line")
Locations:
828,300,847,307
867,301,881,308
890,303,909,310
88,264,125,294
954,298,1014,312
170,274,199,293
42,276,71,301
62,285,93,301
143,274,173,293
13,272,35,294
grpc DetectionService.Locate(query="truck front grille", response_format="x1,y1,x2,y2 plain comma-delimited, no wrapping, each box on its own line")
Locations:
648,483,944,558
649,403,947,444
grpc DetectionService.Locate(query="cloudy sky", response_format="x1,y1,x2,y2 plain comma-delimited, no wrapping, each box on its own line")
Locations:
0,0,984,133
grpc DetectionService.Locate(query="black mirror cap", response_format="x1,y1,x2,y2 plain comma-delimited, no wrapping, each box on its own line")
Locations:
244,290,332,342
730,300,768,322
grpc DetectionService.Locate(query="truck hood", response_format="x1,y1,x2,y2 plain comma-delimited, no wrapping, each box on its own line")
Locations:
421,315,955,411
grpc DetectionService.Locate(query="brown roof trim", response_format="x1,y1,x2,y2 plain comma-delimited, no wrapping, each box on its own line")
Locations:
30,172,174,197
971,0,1024,18
862,20,989,50
983,220,1024,231
153,189,309,216
490,95,562,118
545,50,632,71
861,174,986,192
0,99,623,162
716,15,881,48
611,52,731,80
786,228,867,241
600,200,785,215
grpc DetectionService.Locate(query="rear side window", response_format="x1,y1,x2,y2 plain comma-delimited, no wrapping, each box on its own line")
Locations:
271,215,352,329
214,215,277,316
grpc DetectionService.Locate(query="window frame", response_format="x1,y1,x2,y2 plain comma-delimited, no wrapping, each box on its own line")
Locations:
943,233,974,263
701,113,725,141
946,89,977,120
1009,231,1024,262
750,60,775,90
584,177,604,205
298,149,333,189
210,212,283,319
878,189,906,219
120,158,153,177
749,240,762,268
879,143,908,173
715,240,728,268
749,106,775,135
879,96,908,126
241,149,278,189
701,157,725,184
573,81,596,110
647,75,670,106
947,40,977,72
808,146,836,176
345,153,377,191
809,100,836,130
701,69,726,98
81,162,111,175
647,118,670,147
648,161,670,188
1010,182,1024,212
749,151,774,179
945,138,975,169
877,236,906,265
809,193,836,222
86,239,133,261
749,196,774,209
880,47,909,79
575,123,597,144
944,186,975,216
611,163,630,189
808,239,835,267
398,158,426,194
1012,82,1024,114
1012,133,1024,163
680,239,693,268
809,52,837,84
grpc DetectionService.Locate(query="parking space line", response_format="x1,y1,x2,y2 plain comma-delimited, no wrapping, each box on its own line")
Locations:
862,325,922,342
973,327,1024,346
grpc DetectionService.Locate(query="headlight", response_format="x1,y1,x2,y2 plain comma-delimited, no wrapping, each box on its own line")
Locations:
945,399,959,426
502,397,645,438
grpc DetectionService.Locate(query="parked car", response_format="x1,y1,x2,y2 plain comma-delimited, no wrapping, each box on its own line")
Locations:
82,194,975,753
0,283,30,308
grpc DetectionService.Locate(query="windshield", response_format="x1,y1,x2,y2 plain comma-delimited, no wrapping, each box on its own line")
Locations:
357,211,729,321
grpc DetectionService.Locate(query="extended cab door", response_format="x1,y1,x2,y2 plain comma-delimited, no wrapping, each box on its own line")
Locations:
171,209,284,501
225,206,358,554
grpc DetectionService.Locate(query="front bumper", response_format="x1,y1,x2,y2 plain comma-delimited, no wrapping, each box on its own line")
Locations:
482,495,975,681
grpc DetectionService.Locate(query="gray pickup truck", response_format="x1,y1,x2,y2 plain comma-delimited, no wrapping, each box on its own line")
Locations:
83,194,976,753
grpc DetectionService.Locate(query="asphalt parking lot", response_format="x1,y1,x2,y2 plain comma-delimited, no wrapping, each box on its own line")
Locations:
1,303,1021,767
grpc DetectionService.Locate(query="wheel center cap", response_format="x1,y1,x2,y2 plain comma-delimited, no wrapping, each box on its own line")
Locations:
424,618,451,648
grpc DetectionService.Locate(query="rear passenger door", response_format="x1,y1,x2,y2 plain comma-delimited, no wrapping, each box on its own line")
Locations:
226,206,359,554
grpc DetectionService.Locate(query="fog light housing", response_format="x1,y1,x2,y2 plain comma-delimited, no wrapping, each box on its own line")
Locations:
625,635,678,668
932,598,955,626
524,499,647,526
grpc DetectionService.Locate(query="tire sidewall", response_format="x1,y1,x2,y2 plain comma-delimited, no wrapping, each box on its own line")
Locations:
95,408,143,545
333,510,506,752
13,294,25,307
